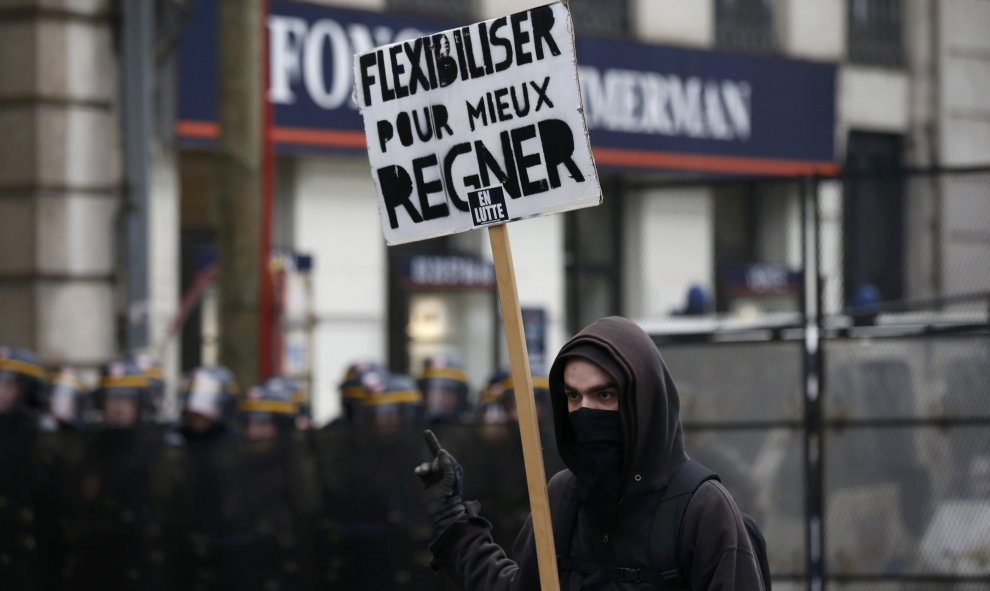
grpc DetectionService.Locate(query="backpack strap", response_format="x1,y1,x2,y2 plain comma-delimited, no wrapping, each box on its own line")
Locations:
653,459,720,587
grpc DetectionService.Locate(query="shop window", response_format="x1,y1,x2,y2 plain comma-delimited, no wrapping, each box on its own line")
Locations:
386,237,500,392
715,0,776,53
385,0,476,20
714,182,804,315
569,0,629,37
843,131,905,309
565,179,623,333
847,0,904,68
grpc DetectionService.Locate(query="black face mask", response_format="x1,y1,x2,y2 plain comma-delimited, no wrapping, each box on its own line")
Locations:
569,408,624,530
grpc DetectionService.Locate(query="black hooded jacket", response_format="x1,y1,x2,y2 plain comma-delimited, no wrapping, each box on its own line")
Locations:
429,317,763,590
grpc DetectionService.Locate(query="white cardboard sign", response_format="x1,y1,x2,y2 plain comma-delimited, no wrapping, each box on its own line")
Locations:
354,2,601,245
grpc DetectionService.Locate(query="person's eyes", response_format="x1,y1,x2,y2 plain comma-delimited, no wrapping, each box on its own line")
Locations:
565,390,580,401
598,390,616,402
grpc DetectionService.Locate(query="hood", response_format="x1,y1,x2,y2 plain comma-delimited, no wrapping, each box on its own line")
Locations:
549,316,686,497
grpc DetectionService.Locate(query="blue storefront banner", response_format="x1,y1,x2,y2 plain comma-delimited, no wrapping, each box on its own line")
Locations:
179,0,836,175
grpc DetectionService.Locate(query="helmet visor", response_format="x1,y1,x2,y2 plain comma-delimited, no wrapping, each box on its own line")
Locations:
186,369,225,420
50,383,80,422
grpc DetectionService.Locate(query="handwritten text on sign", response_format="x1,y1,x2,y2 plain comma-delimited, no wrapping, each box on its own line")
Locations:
354,2,601,245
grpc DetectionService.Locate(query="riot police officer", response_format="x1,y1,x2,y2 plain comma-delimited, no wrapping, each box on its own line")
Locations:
357,371,424,431
133,351,166,423
0,345,47,420
478,369,552,424
239,380,300,442
93,360,153,429
336,359,386,425
418,355,471,423
0,346,48,588
177,365,238,444
266,375,312,431
42,366,89,432
52,359,169,589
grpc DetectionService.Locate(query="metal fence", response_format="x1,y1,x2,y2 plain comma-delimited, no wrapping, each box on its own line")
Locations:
646,167,990,590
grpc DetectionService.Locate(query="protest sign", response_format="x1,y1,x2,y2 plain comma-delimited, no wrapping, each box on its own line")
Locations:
354,1,601,245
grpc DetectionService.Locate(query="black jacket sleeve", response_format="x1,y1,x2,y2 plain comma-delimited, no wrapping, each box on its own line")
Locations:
428,471,575,591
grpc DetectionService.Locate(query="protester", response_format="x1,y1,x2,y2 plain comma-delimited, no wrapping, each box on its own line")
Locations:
415,316,765,590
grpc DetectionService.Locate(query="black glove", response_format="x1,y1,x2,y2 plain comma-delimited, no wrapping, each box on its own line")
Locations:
414,430,467,540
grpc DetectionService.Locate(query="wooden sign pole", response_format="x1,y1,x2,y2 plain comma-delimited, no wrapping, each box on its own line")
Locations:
487,223,560,591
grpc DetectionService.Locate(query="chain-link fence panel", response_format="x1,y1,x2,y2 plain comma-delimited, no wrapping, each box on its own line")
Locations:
663,342,804,423
661,341,808,583
823,335,990,584
685,429,806,578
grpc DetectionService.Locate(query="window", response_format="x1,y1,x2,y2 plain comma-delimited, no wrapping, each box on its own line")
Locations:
843,131,905,308
569,0,629,37
847,0,904,67
715,0,776,53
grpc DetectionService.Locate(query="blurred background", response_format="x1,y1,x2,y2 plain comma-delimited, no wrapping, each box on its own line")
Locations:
1,0,989,590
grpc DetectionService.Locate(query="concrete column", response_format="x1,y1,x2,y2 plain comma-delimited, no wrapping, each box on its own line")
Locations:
148,144,180,416
777,0,844,61
632,0,714,47
936,0,990,299
293,155,387,424
504,214,567,371
0,1,120,370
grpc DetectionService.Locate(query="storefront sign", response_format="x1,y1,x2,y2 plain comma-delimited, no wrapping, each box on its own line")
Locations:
521,307,547,374
353,3,601,245
402,255,496,289
178,0,836,175
722,263,803,296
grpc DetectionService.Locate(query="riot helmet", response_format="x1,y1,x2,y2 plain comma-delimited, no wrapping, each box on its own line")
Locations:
359,371,423,430
238,380,299,441
479,368,512,424
0,346,46,414
133,351,165,422
482,370,551,423
418,355,470,423
181,366,238,433
94,360,151,428
45,366,88,429
338,360,385,424
266,375,311,431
